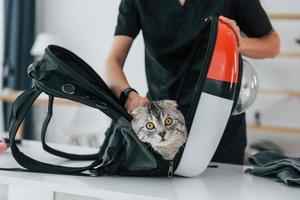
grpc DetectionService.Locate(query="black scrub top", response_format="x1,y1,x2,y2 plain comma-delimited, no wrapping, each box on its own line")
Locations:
115,0,272,102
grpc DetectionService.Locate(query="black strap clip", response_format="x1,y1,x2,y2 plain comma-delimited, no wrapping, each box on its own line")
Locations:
27,61,40,78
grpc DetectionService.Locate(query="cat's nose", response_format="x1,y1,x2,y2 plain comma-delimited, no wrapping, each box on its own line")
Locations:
159,131,166,138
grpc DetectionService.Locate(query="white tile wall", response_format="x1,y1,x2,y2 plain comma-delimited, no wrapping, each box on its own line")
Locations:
247,95,300,128
249,58,300,90
246,0,300,156
261,0,300,14
271,21,300,52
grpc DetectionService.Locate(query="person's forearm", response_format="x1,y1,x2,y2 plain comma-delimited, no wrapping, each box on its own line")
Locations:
105,55,150,112
239,31,280,59
105,57,130,98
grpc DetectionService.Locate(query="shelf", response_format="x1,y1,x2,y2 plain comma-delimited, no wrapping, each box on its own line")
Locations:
268,13,300,20
0,89,80,106
248,124,300,135
279,52,300,58
259,88,300,97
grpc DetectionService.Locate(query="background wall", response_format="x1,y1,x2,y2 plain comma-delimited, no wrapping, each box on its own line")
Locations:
247,0,300,157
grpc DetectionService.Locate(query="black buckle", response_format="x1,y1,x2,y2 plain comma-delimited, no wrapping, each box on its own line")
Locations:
89,164,106,176
62,84,75,95
27,61,40,77
96,102,108,109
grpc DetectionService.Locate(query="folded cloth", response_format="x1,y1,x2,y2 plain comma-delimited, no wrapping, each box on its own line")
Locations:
277,167,300,185
246,151,300,186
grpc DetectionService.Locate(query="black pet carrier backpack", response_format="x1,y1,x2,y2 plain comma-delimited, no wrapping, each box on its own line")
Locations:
5,17,244,177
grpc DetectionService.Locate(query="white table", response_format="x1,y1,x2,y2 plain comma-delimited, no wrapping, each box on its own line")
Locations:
0,140,299,200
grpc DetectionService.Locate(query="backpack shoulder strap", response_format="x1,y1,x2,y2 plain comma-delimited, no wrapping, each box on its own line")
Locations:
40,95,100,160
8,87,100,175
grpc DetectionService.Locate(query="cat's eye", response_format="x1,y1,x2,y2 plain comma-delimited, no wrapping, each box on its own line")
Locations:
145,122,155,130
164,117,173,126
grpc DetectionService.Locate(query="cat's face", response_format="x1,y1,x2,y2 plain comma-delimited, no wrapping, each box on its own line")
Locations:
130,100,187,160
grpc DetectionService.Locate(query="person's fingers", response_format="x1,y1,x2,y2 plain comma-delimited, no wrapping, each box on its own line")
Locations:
125,98,138,113
219,16,241,45
127,102,139,113
126,96,150,114
219,16,238,33
0,138,8,154
140,97,150,105
232,26,241,45
219,16,235,25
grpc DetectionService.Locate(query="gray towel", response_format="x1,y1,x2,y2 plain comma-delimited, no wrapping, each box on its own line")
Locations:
246,151,300,186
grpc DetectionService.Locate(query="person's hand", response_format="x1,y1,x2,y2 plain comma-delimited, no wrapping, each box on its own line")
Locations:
125,92,150,114
0,137,8,154
219,16,244,49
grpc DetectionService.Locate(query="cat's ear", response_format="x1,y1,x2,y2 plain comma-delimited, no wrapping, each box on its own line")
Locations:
162,100,178,108
130,106,146,118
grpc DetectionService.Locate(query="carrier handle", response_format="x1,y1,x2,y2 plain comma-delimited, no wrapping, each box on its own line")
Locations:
41,95,100,160
8,87,100,175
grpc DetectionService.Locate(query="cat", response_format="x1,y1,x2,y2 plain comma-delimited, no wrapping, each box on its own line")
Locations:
130,100,187,160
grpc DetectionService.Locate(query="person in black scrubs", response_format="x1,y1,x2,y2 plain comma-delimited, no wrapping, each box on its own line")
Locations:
105,0,280,165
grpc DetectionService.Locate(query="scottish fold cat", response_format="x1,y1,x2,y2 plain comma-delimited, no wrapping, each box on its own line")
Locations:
130,100,187,160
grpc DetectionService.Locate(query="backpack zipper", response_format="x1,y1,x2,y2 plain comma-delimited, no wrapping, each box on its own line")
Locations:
168,160,174,177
